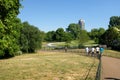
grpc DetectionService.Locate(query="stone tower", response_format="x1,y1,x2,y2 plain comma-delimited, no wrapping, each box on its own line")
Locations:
78,19,85,30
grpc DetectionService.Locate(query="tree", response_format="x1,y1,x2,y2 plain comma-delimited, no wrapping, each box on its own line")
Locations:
77,30,90,48
99,16,120,50
20,22,42,53
109,16,120,28
0,0,22,58
100,27,119,47
55,28,66,42
89,28,99,40
63,32,72,43
89,28,105,43
45,31,56,42
66,23,81,39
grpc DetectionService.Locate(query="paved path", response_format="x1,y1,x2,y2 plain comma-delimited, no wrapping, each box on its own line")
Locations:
101,56,120,80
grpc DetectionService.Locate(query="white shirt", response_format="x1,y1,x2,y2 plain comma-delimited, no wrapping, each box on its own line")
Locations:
85,47,89,52
96,47,99,51
92,48,95,52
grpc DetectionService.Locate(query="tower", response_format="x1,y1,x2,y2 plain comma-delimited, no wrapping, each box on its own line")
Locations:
78,19,85,30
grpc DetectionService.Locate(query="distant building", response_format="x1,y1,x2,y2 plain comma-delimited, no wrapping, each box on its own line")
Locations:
78,19,85,30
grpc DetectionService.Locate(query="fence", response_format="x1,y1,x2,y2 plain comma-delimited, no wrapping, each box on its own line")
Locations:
95,57,102,80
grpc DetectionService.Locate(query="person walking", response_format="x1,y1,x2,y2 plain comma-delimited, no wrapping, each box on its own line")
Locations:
99,47,104,59
91,47,95,56
65,46,67,52
96,46,100,57
85,47,89,55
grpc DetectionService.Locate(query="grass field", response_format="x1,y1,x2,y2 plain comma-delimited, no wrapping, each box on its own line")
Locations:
0,51,99,80
104,49,120,59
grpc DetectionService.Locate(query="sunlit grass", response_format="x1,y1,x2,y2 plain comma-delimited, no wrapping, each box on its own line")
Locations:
84,40,98,47
104,49,120,58
0,51,99,80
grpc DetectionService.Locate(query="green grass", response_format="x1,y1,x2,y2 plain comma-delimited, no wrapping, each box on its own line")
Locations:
0,51,99,80
84,40,98,47
103,49,120,59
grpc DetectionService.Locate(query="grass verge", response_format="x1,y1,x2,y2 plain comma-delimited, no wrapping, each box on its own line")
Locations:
103,49,120,59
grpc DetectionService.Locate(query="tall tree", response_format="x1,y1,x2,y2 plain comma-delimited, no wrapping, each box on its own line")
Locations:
0,0,22,58
100,27,119,47
45,31,56,42
109,16,120,29
66,23,81,39
55,28,66,42
20,22,42,53
77,30,90,48
99,16,120,50
89,28,105,43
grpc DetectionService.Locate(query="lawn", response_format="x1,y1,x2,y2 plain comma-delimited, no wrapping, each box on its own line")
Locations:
42,40,98,50
103,49,120,59
0,51,99,80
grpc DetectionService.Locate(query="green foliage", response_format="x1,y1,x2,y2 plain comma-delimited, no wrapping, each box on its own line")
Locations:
100,16,120,50
109,16,120,28
78,43,85,49
63,32,72,43
66,23,81,39
100,27,120,48
45,31,56,42
45,28,72,42
20,22,42,53
89,28,105,43
77,30,90,46
55,28,67,42
66,23,90,45
0,0,21,58
0,0,20,21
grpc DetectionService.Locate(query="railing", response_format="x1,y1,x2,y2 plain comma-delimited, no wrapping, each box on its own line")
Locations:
95,56,102,80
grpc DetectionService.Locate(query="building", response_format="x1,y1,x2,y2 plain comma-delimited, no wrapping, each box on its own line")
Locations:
78,19,85,30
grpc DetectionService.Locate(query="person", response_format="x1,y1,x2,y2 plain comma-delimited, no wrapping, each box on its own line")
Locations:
65,46,67,52
96,46,100,57
99,47,104,59
91,47,95,56
85,47,89,55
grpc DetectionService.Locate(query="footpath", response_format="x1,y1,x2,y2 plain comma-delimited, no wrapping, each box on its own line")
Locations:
101,56,120,80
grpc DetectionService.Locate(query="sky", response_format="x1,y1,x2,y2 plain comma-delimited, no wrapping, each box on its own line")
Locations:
18,0,120,32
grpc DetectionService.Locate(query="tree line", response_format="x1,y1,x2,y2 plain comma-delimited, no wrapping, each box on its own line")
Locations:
99,16,120,50
0,0,120,58
44,16,120,50
0,0,43,58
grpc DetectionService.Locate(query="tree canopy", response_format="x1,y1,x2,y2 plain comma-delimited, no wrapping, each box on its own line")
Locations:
20,22,42,53
109,16,120,28
66,23,81,39
89,28,105,43
0,0,43,58
0,0,22,58
100,16,120,50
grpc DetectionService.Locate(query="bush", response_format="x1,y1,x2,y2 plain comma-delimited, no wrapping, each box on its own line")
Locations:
78,44,85,49
15,51,22,56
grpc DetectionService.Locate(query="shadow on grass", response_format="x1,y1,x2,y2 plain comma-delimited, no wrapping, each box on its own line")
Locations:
84,58,95,80
0,56,14,60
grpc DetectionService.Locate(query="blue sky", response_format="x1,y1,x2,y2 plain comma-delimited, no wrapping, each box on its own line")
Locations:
18,0,120,32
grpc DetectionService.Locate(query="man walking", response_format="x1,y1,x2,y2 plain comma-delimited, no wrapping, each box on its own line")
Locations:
85,47,89,55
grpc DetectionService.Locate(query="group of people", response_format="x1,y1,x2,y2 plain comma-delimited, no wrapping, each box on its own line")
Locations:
85,46,104,59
